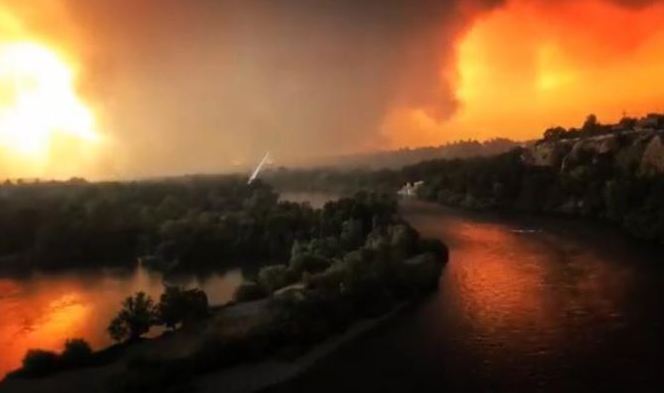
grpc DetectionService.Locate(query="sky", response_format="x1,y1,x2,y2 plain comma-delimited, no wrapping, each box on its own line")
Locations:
0,0,664,179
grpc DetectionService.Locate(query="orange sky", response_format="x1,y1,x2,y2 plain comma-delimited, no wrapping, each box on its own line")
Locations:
384,0,664,147
2,0,664,178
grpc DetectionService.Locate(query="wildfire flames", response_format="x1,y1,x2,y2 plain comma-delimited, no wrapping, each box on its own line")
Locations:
385,0,664,147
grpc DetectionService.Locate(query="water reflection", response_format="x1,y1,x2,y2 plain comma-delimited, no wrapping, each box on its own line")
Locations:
273,200,664,392
0,266,242,378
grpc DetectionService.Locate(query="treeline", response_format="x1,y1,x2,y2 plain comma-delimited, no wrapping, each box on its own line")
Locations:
542,113,664,142
265,167,405,195
297,138,518,170
0,176,326,272
411,148,664,243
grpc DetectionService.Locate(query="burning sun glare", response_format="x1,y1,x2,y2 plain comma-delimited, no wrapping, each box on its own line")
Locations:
0,42,99,159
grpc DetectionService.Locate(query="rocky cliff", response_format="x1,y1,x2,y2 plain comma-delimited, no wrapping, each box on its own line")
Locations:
523,129,664,177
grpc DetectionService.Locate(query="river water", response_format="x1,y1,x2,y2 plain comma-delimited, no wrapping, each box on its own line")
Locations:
0,267,242,378
2,196,664,391
268,200,664,392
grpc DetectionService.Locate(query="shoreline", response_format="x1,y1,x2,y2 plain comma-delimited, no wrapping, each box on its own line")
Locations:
0,301,412,393
195,302,409,393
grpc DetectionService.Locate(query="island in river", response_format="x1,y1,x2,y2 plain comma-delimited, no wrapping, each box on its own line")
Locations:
0,190,448,392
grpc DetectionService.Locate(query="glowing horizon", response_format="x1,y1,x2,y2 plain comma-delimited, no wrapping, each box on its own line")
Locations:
383,0,664,148
2,0,664,178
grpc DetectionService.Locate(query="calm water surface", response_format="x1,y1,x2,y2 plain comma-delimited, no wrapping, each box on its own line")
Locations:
0,266,242,378
270,200,664,392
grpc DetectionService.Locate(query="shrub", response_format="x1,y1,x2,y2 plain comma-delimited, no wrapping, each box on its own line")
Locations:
21,349,59,377
61,338,93,366
388,224,419,256
304,262,346,291
233,281,267,302
289,253,331,275
257,264,297,293
108,291,157,342
157,286,209,330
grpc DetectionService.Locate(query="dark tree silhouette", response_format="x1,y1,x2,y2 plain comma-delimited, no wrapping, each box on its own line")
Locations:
157,286,209,330
61,338,92,366
108,292,156,342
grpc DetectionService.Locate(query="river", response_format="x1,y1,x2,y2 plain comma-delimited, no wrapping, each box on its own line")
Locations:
2,197,664,390
0,267,242,379
267,199,664,392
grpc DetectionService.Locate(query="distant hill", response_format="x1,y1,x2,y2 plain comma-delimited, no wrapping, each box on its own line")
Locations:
292,138,521,170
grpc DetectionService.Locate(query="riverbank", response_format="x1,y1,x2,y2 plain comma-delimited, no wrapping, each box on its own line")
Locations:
0,300,408,393
193,303,408,393
1,195,448,392
260,200,664,393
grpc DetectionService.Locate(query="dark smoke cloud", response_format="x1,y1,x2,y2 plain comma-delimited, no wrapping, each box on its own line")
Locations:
51,0,504,177
4,0,663,177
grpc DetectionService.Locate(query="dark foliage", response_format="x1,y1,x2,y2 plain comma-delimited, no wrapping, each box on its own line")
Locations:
20,350,59,377
14,338,94,378
108,292,157,342
398,115,664,246
0,176,316,273
157,286,209,330
61,338,93,367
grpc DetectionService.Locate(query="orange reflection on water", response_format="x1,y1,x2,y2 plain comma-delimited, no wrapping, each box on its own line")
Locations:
0,267,242,378
441,220,561,354
0,279,95,378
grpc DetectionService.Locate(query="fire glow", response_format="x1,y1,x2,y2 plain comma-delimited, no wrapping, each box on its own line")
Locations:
0,3,102,178
385,0,664,147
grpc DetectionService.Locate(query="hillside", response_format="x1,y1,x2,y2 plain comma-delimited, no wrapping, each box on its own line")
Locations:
291,138,520,170
409,113,664,244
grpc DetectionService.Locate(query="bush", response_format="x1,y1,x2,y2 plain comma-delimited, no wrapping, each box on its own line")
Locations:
108,292,157,342
233,281,267,302
257,264,297,293
157,286,209,329
289,253,331,275
388,224,419,258
21,349,59,377
61,338,93,366
304,262,347,291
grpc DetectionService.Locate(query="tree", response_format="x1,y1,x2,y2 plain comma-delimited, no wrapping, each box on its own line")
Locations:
582,114,599,133
108,292,156,342
61,338,92,366
619,116,637,130
340,219,364,251
257,264,296,293
21,350,59,376
543,126,566,141
157,286,209,330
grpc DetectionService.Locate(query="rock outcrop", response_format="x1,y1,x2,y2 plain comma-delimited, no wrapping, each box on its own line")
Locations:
523,130,664,177
639,135,664,176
